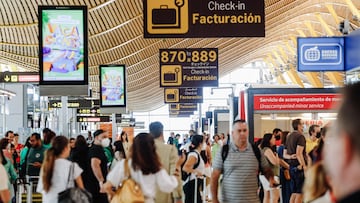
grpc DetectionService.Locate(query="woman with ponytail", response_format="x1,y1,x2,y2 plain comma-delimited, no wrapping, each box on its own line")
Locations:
36,136,84,203
182,134,205,203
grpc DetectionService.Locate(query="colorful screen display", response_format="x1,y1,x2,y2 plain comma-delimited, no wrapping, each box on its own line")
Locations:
100,65,126,107
39,6,88,85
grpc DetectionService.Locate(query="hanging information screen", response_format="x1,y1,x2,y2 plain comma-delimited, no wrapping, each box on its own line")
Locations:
99,65,126,107
39,6,88,85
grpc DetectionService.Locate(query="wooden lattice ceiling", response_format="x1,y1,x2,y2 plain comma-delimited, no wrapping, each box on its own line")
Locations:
0,0,359,111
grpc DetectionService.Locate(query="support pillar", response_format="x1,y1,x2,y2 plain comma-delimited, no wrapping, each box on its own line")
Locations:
59,96,68,136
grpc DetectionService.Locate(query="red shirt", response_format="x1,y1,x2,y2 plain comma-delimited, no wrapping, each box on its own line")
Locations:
15,144,23,163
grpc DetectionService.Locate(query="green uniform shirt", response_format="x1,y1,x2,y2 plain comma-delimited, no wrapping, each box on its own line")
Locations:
26,146,47,176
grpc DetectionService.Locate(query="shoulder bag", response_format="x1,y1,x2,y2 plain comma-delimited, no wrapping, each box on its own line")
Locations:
58,162,92,203
283,169,291,180
110,159,144,203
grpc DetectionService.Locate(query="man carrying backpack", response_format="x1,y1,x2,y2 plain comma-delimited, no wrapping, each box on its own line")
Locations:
211,119,261,203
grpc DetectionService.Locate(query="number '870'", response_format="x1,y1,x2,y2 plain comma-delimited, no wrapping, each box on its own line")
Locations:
160,50,217,63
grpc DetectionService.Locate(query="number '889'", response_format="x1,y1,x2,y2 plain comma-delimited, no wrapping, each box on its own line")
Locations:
160,50,217,63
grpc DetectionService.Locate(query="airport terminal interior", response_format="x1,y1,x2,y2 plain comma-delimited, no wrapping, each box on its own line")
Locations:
0,0,360,202
0,0,359,136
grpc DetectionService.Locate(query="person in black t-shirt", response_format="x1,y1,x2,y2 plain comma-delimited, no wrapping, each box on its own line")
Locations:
69,135,89,182
285,119,307,203
85,129,109,203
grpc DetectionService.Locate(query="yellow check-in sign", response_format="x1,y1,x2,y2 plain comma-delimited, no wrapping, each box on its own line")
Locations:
164,88,203,103
169,103,197,111
165,88,179,103
146,0,189,34
169,104,180,111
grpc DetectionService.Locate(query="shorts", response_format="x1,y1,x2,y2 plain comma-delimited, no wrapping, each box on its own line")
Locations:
289,167,304,194
259,175,280,191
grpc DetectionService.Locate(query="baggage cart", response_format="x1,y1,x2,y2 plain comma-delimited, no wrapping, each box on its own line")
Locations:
16,176,42,203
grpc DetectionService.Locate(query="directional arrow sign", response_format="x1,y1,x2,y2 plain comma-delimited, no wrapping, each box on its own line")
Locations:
4,75,10,82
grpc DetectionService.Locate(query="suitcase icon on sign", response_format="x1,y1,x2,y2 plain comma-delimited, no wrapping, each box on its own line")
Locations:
167,93,176,101
152,5,177,25
165,89,179,102
161,65,182,86
163,67,180,83
164,72,176,82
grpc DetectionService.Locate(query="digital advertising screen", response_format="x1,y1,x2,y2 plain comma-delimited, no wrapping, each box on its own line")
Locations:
100,65,126,107
39,6,88,85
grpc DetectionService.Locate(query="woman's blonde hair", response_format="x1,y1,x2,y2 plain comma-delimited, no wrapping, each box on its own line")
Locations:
303,161,330,202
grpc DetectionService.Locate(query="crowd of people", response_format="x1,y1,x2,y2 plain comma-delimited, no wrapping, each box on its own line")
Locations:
2,82,360,203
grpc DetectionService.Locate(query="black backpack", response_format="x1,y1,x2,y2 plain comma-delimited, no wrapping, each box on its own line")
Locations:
181,151,200,181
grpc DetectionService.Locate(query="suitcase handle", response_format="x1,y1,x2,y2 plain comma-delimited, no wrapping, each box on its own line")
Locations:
160,5,168,9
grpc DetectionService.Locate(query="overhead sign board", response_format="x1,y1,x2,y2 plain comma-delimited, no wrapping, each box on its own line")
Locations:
77,116,110,122
160,48,218,87
169,103,198,111
49,99,92,108
297,37,345,72
253,93,340,112
116,117,136,124
0,72,39,83
77,107,100,114
164,88,203,103
92,100,100,106
345,29,360,71
143,0,265,38
169,110,194,118
134,121,145,129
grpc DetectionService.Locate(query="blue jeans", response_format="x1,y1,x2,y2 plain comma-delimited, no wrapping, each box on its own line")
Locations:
280,168,291,203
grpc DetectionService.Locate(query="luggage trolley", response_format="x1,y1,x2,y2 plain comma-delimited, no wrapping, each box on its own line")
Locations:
16,176,42,203
194,175,207,203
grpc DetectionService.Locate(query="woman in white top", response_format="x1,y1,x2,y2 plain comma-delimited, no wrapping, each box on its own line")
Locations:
102,133,178,203
37,136,84,203
182,134,205,203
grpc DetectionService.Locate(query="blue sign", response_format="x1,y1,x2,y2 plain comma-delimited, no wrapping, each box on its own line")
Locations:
345,29,360,71
297,37,344,71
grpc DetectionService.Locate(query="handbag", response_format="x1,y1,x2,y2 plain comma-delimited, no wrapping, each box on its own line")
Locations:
58,163,92,203
110,159,144,203
284,169,291,180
